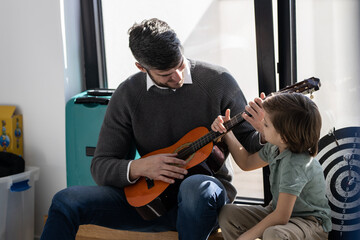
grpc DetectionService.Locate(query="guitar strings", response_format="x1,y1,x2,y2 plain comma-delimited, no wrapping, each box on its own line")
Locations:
177,113,245,160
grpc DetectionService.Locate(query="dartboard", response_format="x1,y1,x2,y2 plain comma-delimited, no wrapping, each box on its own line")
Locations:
317,126,360,239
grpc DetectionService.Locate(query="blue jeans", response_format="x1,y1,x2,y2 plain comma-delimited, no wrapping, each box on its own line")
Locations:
40,174,229,240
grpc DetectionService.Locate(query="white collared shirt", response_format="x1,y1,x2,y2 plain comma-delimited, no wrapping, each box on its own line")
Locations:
146,57,192,91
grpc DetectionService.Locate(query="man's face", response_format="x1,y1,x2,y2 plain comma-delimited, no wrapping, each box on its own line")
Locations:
146,58,186,89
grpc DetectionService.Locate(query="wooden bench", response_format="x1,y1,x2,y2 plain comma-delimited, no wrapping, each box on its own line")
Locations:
75,225,223,240
44,216,224,240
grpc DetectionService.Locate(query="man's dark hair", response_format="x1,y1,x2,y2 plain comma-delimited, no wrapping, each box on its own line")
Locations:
128,18,183,70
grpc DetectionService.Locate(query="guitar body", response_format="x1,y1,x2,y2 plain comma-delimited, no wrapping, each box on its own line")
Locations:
124,126,228,220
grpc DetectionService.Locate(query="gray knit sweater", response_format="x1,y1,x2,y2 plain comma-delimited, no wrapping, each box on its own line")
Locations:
91,59,262,202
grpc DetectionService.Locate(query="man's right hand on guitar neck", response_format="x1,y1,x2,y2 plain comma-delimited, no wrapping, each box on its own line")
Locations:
129,153,188,184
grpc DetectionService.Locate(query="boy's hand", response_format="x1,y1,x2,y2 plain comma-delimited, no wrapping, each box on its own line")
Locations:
211,109,231,133
242,92,266,135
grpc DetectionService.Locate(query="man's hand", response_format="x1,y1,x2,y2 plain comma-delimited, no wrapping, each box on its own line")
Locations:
130,153,188,184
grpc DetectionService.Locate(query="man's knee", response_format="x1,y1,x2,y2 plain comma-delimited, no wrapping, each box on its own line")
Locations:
179,175,224,201
178,175,226,214
50,187,83,217
52,188,71,206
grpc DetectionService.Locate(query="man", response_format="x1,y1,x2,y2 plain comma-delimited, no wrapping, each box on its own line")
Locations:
41,18,263,240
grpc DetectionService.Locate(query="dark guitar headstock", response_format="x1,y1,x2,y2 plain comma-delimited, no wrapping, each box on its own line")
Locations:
218,77,322,133
280,77,321,96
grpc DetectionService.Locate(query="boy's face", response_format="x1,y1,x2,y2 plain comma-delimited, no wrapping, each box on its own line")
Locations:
263,111,286,150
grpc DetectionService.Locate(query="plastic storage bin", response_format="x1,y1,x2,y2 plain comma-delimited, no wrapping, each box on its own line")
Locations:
0,166,40,240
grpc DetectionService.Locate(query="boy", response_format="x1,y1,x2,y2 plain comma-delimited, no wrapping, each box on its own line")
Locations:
211,93,332,240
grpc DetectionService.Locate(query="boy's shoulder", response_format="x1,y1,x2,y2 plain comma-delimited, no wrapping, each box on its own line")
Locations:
282,153,324,180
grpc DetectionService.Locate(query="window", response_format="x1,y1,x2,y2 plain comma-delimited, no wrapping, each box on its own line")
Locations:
101,0,260,99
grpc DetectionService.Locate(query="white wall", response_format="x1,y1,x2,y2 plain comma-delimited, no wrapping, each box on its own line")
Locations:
0,0,83,238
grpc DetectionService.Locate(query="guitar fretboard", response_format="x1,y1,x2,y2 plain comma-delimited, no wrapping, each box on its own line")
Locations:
177,112,246,160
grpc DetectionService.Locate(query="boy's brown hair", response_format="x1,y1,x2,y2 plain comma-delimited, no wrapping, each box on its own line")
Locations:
262,92,322,156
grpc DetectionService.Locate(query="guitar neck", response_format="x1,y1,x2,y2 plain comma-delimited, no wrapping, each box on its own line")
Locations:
177,130,221,160
177,112,245,160
223,111,246,131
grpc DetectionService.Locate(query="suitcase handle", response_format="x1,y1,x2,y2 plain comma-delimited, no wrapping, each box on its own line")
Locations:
74,97,109,105
87,89,115,96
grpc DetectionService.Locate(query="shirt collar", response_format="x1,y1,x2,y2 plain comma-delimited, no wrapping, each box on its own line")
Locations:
146,57,192,91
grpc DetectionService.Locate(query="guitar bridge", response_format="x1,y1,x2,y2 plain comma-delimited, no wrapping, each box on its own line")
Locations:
145,177,154,189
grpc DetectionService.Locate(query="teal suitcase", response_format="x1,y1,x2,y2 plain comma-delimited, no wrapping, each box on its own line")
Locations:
65,89,114,186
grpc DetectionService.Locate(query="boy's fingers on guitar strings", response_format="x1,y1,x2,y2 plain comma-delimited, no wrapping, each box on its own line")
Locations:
242,107,264,134
225,108,231,121
260,92,266,100
211,115,226,133
242,111,255,125
254,97,264,107
249,101,260,113
245,100,263,119
251,99,265,122
244,105,256,118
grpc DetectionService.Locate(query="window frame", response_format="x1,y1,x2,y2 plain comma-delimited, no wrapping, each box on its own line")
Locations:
80,0,107,89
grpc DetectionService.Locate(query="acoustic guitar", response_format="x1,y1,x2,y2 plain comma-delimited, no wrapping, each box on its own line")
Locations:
124,77,321,220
